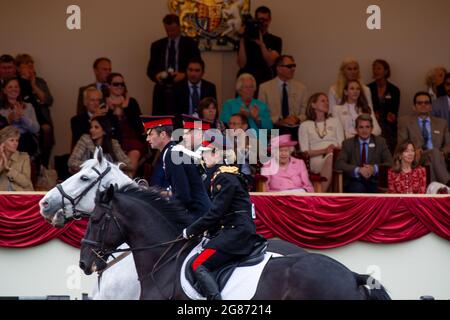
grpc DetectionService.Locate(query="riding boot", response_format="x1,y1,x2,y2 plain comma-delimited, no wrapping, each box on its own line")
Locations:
194,265,222,300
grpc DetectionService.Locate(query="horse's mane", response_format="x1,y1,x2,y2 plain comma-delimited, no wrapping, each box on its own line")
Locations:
111,185,191,232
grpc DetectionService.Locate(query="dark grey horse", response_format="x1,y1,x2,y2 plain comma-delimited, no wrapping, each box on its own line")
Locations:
79,185,391,300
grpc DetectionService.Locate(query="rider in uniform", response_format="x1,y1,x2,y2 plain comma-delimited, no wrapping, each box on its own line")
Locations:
141,115,211,222
182,138,263,300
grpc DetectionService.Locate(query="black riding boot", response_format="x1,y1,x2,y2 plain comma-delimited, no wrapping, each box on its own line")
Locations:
194,265,222,300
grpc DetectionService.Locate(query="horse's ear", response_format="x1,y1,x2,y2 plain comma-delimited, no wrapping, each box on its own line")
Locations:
94,147,104,164
102,184,115,203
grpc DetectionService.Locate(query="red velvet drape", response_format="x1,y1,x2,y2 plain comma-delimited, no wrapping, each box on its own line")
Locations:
253,194,450,249
0,194,449,249
0,194,87,248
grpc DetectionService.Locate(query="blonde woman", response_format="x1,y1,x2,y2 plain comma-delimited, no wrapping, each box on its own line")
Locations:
328,58,373,114
298,93,344,191
0,126,33,191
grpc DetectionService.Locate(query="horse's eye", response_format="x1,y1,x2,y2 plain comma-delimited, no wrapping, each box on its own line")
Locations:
80,175,90,182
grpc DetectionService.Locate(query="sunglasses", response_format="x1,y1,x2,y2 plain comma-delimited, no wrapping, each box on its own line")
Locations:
280,64,297,69
111,82,126,87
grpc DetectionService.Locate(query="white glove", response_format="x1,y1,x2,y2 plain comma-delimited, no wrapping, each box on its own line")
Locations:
182,228,188,239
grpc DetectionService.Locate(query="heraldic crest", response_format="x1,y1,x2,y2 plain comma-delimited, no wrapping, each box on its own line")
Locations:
169,0,250,51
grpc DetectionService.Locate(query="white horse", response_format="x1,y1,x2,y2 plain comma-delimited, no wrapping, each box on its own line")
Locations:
39,147,141,299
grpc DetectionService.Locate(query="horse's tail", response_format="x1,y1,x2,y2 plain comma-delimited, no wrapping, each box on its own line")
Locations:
353,272,391,300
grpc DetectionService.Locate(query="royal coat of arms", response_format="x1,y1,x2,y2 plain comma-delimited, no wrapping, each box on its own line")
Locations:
169,0,250,51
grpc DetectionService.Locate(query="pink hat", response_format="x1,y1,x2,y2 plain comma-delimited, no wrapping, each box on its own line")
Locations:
270,134,298,149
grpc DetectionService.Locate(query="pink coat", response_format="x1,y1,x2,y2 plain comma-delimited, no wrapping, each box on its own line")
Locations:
261,157,314,192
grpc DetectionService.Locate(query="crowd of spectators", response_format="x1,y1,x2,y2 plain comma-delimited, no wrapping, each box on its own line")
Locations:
1,7,449,194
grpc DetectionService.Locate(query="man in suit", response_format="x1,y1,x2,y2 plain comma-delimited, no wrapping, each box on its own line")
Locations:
335,114,393,193
71,87,108,148
76,57,112,115
432,73,450,131
146,14,201,116
172,57,217,128
398,91,450,186
258,55,308,126
0,55,17,86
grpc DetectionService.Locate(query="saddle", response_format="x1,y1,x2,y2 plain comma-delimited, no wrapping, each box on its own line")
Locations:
185,240,268,293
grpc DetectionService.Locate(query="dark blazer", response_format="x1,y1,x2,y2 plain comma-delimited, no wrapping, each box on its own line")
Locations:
397,114,450,154
163,144,211,221
173,79,217,115
185,167,261,255
146,36,200,83
432,96,450,131
335,135,393,186
146,36,200,116
367,81,400,128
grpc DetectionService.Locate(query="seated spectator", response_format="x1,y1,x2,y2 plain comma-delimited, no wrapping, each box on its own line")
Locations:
261,134,314,192
68,116,132,174
432,73,450,130
105,72,145,177
0,126,33,191
223,113,256,187
15,53,55,168
388,141,426,194
333,80,382,139
0,54,17,87
194,97,226,132
397,91,450,186
299,93,344,192
0,78,40,160
367,59,400,153
71,87,118,149
220,73,273,137
258,55,308,128
173,57,217,127
335,114,392,193
328,58,373,114
76,57,112,115
426,66,447,100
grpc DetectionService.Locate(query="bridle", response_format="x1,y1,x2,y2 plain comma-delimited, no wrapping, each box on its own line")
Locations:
56,164,112,221
81,201,127,265
80,202,189,300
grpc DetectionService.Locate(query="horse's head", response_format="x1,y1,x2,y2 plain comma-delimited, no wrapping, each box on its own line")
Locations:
39,147,133,227
79,185,125,275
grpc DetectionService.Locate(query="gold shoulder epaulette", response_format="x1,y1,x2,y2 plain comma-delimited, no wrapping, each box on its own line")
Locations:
218,166,239,175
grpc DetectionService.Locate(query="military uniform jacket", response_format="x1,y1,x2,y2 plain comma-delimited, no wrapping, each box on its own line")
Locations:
185,167,261,255
163,143,211,220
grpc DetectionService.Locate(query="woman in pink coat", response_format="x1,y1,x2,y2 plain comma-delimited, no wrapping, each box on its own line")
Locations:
261,134,314,192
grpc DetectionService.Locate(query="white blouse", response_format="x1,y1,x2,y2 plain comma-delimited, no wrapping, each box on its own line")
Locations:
333,103,382,139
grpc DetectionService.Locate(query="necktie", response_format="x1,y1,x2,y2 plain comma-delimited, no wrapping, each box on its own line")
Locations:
360,142,367,167
421,119,429,150
190,84,199,115
282,82,289,119
168,39,176,70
